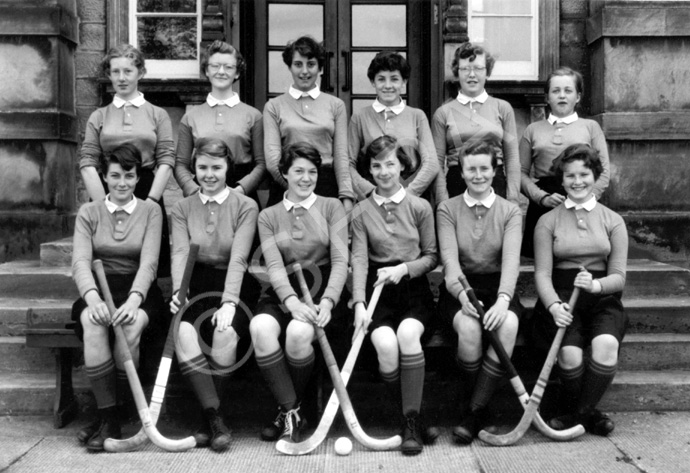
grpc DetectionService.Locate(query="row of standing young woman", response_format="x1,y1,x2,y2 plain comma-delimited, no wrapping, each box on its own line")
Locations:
71,37,627,455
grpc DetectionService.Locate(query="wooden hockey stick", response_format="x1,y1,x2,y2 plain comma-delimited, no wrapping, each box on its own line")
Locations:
93,260,197,452
293,263,402,450
478,284,581,446
457,275,584,443
104,245,200,452
276,284,384,455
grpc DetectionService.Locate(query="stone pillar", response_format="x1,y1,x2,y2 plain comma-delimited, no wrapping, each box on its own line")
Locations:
587,0,690,265
0,0,79,262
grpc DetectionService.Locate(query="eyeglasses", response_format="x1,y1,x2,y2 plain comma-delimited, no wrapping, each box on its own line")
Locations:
458,66,486,74
208,64,237,73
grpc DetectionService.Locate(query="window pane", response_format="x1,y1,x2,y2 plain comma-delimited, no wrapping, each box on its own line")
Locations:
471,0,532,15
269,51,294,94
137,17,197,59
352,51,407,95
137,0,197,13
352,5,406,47
268,4,323,46
470,17,532,61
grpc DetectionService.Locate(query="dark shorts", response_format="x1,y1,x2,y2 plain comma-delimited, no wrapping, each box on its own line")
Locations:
71,272,166,343
446,164,507,200
530,269,628,351
255,263,350,342
363,261,435,337
521,175,564,258
438,272,523,329
179,264,254,349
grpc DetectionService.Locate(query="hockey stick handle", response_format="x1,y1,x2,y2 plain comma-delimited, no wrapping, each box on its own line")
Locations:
164,244,199,355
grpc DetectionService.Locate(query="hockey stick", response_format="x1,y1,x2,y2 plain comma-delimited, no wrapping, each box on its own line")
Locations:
276,284,384,455
478,283,581,446
293,263,402,450
104,245,200,452
457,275,584,443
93,260,197,452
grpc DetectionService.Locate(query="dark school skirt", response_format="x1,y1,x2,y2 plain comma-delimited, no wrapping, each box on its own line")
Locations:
530,268,628,351
230,161,261,206
99,167,170,277
437,272,523,329
445,164,507,200
362,260,435,337
266,165,338,207
71,272,166,343
179,263,255,352
521,175,565,258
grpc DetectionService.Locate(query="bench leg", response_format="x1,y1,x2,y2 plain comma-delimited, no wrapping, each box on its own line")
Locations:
53,348,79,429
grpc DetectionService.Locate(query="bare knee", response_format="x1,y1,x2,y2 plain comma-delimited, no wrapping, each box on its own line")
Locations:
591,335,619,366
371,327,399,365
558,346,584,369
249,314,281,354
454,313,482,359
396,319,424,354
285,320,315,358
212,328,239,360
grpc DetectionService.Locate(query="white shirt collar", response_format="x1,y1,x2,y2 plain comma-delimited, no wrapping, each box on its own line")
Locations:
113,93,146,109
283,192,318,211
372,99,405,115
457,90,489,105
462,188,496,208
105,195,137,214
564,195,597,211
207,93,240,108
547,112,579,125
198,186,231,205
372,185,406,206
288,85,321,100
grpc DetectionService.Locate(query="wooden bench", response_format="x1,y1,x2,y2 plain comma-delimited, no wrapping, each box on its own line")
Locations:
24,308,82,428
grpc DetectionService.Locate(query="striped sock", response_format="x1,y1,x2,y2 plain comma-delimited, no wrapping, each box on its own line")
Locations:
470,357,505,411
256,349,297,411
558,363,585,413
86,358,117,409
456,357,481,415
210,359,234,410
400,352,425,415
179,354,219,410
287,350,316,402
380,367,401,411
577,360,617,412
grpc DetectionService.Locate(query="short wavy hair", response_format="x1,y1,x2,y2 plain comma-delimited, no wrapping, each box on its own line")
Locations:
544,67,584,98
460,140,499,169
279,142,323,175
282,36,326,69
358,135,414,181
451,42,495,78
101,44,146,76
200,40,246,82
551,143,604,182
367,51,410,81
192,137,232,169
101,143,142,176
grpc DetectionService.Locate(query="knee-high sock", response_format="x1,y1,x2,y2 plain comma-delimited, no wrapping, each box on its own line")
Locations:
401,352,425,416
287,350,316,403
577,360,617,413
115,368,133,406
256,348,297,411
86,358,117,409
558,363,585,414
457,357,481,416
179,354,219,410
380,367,401,413
470,357,505,412
210,359,234,413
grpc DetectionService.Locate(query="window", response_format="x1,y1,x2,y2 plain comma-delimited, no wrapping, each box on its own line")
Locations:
128,0,202,79
468,0,539,81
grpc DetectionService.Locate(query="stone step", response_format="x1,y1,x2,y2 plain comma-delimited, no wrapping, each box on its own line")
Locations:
39,237,73,267
0,262,77,300
600,370,690,412
0,298,73,336
619,333,690,370
0,337,58,373
0,371,90,416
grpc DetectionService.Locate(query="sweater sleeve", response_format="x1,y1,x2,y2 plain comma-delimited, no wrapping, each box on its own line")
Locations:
79,109,104,170
497,204,522,298
72,207,98,298
222,199,259,304
130,203,163,298
258,210,296,303
534,213,560,309
174,114,200,197
519,126,547,203
263,100,287,188
236,112,266,195
170,201,191,293
154,107,176,169
436,201,465,300
431,107,450,203
598,212,628,293
350,204,369,304
406,112,440,197
333,100,355,201
590,121,611,200
404,199,438,278
321,200,349,305
348,113,376,199
501,102,521,204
